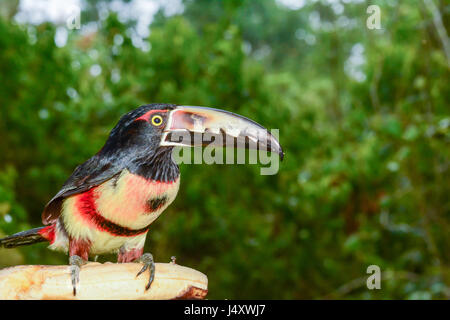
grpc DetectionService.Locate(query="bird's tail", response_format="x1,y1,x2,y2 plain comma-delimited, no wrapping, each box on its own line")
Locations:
0,226,52,248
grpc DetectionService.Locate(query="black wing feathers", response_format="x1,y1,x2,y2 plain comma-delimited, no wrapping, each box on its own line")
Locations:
41,155,123,225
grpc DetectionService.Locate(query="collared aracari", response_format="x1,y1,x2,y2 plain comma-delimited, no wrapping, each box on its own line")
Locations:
0,103,283,295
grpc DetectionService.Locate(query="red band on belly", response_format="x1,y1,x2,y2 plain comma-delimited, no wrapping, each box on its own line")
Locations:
77,188,150,237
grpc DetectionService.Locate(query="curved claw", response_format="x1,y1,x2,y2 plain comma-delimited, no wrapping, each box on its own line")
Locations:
69,255,87,296
135,253,155,291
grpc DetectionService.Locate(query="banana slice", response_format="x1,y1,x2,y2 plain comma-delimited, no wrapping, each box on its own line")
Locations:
0,262,208,300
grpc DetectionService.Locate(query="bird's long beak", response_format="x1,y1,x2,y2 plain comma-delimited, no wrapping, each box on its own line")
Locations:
160,106,284,160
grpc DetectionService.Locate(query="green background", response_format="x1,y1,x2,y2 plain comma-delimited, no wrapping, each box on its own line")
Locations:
0,0,449,299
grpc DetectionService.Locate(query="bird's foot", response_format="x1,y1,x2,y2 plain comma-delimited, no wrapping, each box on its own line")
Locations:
69,255,87,296
134,253,155,291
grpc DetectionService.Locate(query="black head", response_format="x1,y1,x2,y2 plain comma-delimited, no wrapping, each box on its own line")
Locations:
99,103,180,181
103,103,177,152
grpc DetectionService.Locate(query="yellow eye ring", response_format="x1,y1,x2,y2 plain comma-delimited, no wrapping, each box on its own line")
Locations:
151,115,163,126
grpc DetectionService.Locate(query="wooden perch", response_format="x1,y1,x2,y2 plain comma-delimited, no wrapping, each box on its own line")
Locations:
0,262,208,300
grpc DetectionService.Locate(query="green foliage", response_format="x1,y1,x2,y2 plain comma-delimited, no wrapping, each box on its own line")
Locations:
0,0,449,299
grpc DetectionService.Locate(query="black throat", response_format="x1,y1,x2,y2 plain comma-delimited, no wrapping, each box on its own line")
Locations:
129,147,180,182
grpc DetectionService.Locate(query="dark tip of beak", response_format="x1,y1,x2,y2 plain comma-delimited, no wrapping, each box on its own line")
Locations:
279,150,285,161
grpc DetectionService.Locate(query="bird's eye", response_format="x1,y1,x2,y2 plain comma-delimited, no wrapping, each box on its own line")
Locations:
151,115,163,126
